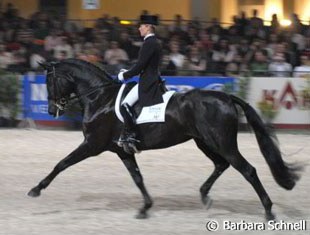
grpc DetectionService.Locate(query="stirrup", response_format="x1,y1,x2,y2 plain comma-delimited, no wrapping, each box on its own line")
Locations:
117,139,141,154
116,133,140,154
117,134,139,145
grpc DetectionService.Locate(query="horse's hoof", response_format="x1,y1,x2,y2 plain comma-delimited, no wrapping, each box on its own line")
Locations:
265,212,276,221
201,195,213,210
135,212,149,219
27,187,41,197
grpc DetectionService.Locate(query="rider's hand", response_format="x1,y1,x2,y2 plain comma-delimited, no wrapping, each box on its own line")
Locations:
117,71,125,82
117,69,128,82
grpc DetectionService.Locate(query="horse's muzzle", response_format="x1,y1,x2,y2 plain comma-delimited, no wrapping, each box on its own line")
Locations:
48,100,56,116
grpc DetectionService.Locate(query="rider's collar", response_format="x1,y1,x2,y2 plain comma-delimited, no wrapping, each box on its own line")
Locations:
144,33,155,41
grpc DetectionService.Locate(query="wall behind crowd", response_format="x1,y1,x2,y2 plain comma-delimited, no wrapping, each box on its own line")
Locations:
0,0,191,21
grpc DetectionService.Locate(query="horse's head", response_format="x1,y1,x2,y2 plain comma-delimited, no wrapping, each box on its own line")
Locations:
40,59,119,117
39,61,75,118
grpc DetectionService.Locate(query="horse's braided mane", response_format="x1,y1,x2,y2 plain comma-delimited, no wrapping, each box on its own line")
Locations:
62,58,114,84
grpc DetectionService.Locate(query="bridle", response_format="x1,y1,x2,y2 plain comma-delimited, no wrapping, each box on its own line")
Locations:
46,63,119,118
47,65,70,118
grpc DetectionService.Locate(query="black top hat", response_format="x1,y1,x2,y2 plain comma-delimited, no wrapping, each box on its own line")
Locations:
140,15,159,25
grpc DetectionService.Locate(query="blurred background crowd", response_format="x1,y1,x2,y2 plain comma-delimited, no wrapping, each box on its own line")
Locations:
0,2,310,77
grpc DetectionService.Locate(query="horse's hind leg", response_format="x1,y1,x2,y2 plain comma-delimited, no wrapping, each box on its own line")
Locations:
28,142,93,197
224,150,275,220
194,139,230,206
117,152,152,219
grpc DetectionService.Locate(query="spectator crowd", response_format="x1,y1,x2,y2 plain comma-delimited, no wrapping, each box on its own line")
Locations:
0,3,310,78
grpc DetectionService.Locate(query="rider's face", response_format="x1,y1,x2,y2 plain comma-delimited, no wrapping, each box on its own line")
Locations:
139,24,150,37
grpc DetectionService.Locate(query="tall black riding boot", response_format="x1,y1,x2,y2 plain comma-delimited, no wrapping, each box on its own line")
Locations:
118,103,140,153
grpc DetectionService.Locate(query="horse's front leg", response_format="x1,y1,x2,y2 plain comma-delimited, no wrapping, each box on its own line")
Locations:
28,141,94,197
117,152,153,219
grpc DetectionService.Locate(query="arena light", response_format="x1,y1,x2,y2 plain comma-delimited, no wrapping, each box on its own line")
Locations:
295,0,310,26
280,19,291,27
264,0,283,25
120,20,131,25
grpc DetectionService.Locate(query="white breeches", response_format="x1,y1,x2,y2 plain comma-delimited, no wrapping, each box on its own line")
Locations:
122,84,139,106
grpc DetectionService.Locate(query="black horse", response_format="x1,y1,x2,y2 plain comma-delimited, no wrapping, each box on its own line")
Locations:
28,59,301,220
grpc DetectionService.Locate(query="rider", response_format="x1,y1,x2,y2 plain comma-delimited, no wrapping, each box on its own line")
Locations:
117,15,164,152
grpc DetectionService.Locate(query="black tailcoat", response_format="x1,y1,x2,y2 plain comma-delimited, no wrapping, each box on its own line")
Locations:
123,35,163,106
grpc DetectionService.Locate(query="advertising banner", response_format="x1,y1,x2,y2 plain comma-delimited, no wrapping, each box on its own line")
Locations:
22,75,235,121
162,76,235,92
248,77,310,127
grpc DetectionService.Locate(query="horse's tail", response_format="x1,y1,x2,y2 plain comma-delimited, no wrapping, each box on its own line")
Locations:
230,95,302,190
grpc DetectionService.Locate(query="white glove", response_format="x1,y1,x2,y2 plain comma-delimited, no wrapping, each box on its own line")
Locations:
117,69,128,81
117,71,125,81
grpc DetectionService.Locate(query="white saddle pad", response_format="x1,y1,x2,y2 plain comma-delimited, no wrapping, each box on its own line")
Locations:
115,84,175,124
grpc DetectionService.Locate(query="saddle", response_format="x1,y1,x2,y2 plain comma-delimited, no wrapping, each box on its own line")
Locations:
115,82,175,125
